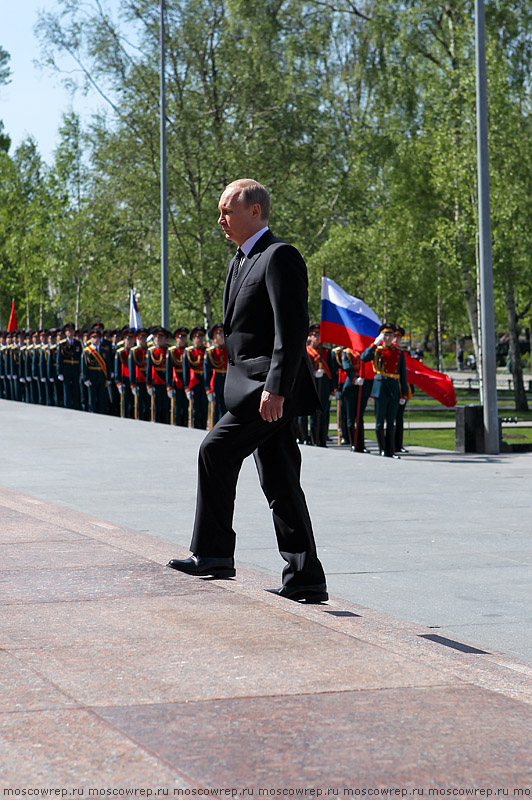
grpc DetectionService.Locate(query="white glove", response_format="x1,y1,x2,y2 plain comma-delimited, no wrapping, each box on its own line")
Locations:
167,388,175,398
50,378,55,383
355,377,365,386
84,380,92,387
131,386,138,396
186,390,192,400
374,333,385,345
314,369,324,378
117,383,124,394
207,392,214,403
41,377,46,382
20,377,26,383
329,393,335,401
147,386,155,396
33,376,38,381
399,398,406,405
57,374,64,381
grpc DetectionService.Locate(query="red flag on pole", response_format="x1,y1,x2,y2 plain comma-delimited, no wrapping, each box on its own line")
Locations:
7,299,18,332
405,353,457,408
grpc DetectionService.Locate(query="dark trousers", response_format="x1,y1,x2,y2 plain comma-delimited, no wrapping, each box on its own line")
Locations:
190,411,326,588
88,379,109,414
63,375,81,410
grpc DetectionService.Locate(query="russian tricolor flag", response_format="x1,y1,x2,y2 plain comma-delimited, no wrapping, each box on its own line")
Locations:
320,277,381,352
320,277,456,407
129,290,142,330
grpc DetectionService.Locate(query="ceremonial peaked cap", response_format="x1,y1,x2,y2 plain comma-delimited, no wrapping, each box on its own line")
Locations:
208,323,223,339
378,322,396,334
190,325,206,338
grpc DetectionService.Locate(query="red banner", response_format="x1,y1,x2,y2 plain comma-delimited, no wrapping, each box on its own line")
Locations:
405,353,456,408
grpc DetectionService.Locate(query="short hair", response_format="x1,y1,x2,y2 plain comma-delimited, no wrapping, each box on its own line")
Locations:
227,179,270,221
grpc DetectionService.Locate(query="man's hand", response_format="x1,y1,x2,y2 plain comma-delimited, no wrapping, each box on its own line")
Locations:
259,391,284,422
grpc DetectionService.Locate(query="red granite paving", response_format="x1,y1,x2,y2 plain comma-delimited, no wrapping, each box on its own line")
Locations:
0,486,531,790
97,686,532,788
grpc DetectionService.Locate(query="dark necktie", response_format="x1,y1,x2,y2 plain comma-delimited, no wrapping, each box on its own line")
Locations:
231,248,245,286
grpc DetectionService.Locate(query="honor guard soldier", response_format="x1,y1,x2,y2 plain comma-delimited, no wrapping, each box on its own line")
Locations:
57,323,82,409
0,331,6,399
332,346,349,445
340,346,370,453
361,322,408,458
129,328,150,421
306,324,335,447
10,332,23,402
146,326,170,423
81,328,113,414
115,328,136,418
204,323,228,427
393,325,410,454
183,325,208,429
36,330,48,404
166,327,189,426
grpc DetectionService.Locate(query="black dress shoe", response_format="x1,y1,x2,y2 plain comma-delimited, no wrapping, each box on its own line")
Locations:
273,584,328,603
166,554,235,579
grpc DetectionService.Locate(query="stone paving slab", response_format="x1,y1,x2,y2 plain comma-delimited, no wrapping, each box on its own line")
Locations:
1,400,531,661
0,486,531,789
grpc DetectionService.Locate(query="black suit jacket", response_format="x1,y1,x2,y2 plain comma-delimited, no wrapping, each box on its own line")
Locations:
222,230,320,420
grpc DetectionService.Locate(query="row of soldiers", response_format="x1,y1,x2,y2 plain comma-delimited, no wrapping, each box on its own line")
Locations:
301,321,409,458
0,321,228,429
1,319,410,454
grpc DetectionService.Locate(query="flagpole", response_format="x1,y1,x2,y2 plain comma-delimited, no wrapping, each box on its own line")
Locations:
160,0,169,329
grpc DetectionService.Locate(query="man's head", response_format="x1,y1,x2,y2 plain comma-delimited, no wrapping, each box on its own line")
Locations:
217,179,270,246
308,324,320,348
378,322,395,348
393,325,405,348
191,326,206,348
209,323,224,346
89,329,102,346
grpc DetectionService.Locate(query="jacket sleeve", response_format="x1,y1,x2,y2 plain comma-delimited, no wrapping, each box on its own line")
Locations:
263,244,309,397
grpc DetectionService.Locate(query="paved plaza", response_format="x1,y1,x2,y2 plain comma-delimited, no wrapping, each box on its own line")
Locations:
0,399,531,788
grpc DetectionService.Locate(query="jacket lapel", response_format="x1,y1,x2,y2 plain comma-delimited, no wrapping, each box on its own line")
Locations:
223,230,275,321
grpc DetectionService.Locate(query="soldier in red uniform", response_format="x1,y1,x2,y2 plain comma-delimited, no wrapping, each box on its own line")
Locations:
166,327,189,426
361,322,408,458
183,325,208,429
146,326,170,423
306,323,335,447
204,323,228,427
115,328,136,418
129,328,150,421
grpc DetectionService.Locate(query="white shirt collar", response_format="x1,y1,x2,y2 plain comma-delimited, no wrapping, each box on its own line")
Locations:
240,226,269,258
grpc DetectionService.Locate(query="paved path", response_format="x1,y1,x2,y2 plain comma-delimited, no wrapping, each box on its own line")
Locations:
0,484,531,789
1,399,531,664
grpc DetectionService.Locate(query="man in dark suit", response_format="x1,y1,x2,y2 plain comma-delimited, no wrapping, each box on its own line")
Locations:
167,179,327,603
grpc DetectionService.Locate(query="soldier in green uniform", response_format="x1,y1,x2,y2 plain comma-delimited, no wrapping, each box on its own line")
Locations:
305,324,335,447
129,328,150,421
81,328,113,414
361,322,408,458
183,325,208,429
57,322,82,410
146,326,170,423
166,327,189,427
204,323,228,428
0,331,7,399
115,328,136,418
393,325,410,454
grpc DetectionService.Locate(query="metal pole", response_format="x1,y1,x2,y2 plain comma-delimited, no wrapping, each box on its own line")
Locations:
160,0,169,328
475,0,499,454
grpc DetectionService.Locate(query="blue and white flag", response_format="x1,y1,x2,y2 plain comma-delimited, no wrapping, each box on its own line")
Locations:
129,290,142,330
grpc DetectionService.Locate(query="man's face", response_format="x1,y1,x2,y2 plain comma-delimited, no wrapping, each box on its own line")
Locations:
90,334,101,347
154,333,167,348
217,188,260,246
393,333,403,348
213,329,224,346
309,331,320,348
125,334,135,349
383,332,394,347
40,332,47,344
137,334,147,348
193,333,205,348
177,334,187,348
